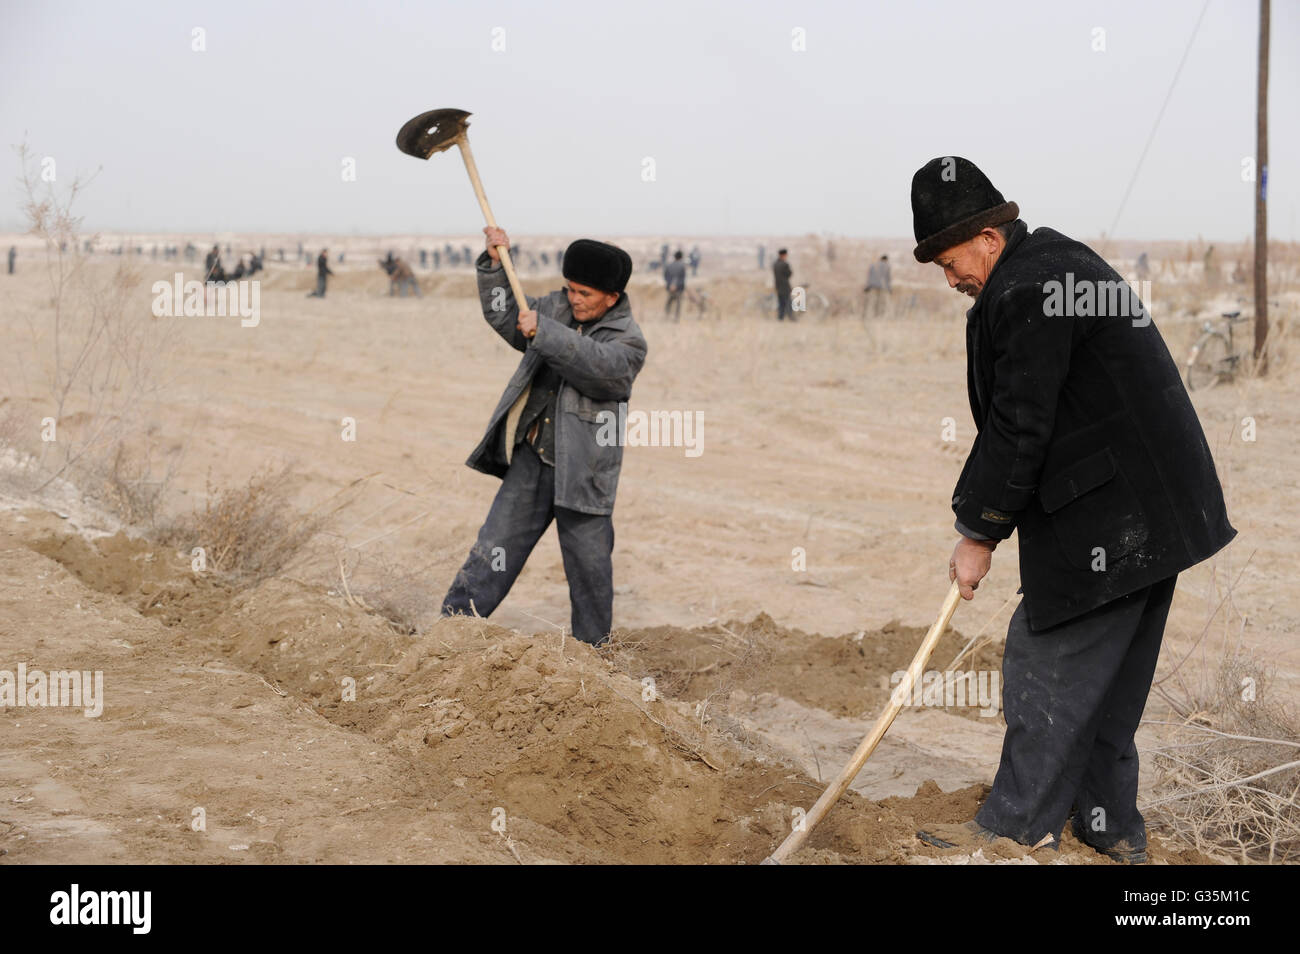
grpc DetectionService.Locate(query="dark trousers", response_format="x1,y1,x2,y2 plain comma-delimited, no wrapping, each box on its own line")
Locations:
441,442,615,645
976,574,1177,849
776,290,793,321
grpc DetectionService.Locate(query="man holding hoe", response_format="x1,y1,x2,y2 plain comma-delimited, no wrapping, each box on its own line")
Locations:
910,156,1235,862
440,227,647,647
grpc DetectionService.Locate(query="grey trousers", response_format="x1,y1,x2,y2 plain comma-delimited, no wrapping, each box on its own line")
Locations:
665,288,683,319
976,574,1177,849
441,442,615,645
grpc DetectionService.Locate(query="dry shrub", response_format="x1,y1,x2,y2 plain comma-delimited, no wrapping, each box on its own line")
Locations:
161,465,321,584
90,442,171,527
6,144,179,513
1146,651,1300,863
1145,550,1299,862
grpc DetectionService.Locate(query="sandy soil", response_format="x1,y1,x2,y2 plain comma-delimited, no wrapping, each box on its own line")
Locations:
0,236,1294,864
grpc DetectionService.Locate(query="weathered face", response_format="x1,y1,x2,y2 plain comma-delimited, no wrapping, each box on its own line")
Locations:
565,280,619,322
934,229,1004,299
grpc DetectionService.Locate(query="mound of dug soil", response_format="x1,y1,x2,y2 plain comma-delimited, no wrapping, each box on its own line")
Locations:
607,613,1005,722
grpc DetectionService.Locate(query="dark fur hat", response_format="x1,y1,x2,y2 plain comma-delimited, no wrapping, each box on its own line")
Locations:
562,239,632,294
911,157,1018,263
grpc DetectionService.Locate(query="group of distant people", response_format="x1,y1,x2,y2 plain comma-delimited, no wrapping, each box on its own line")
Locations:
764,246,892,321
658,241,899,322
203,244,264,284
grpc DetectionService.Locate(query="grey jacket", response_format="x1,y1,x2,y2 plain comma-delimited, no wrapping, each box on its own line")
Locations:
664,260,686,291
866,261,891,292
466,252,648,515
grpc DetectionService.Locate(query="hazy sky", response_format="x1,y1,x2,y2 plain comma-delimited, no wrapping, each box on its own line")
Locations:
1,0,1296,241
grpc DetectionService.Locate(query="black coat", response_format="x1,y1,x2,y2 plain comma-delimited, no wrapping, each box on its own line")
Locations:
773,259,792,294
954,221,1235,629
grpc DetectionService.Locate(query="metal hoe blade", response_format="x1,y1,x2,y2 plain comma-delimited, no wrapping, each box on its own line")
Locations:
395,108,472,159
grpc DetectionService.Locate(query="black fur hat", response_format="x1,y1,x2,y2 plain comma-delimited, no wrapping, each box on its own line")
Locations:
562,239,632,293
911,157,1018,263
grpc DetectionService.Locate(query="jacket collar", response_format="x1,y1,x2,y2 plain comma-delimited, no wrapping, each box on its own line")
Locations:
966,220,1029,322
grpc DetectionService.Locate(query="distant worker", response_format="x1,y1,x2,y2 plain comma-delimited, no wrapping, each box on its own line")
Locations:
7,245,15,275
308,249,333,298
758,245,766,271
204,244,222,282
688,245,700,276
1135,251,1150,283
773,248,793,321
389,257,421,297
664,250,687,321
864,254,892,317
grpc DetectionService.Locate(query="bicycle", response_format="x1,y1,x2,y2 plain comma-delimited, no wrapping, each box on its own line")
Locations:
744,284,830,320
1185,309,1250,391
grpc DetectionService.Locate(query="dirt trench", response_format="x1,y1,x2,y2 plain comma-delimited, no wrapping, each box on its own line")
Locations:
4,515,1212,864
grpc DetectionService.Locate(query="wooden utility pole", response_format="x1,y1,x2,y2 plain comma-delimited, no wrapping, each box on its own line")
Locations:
1254,0,1270,370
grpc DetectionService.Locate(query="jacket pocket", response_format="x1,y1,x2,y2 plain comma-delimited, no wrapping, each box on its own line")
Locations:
573,393,620,425
1040,447,1148,570
1040,448,1116,513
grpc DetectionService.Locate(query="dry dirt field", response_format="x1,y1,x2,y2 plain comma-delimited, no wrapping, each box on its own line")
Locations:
0,232,1296,864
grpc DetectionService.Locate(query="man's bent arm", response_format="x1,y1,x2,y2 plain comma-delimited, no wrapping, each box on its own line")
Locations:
529,318,647,401
475,251,541,352
953,283,1076,539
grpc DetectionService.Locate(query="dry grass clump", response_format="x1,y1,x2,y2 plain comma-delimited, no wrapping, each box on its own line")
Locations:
1144,553,1299,863
1146,651,1299,863
92,444,168,527
160,465,322,584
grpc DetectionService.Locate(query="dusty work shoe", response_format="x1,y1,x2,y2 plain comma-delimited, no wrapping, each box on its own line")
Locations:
1070,814,1148,864
916,820,1001,850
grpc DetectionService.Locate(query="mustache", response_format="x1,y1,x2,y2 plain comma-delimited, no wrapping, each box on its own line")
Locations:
955,282,979,297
